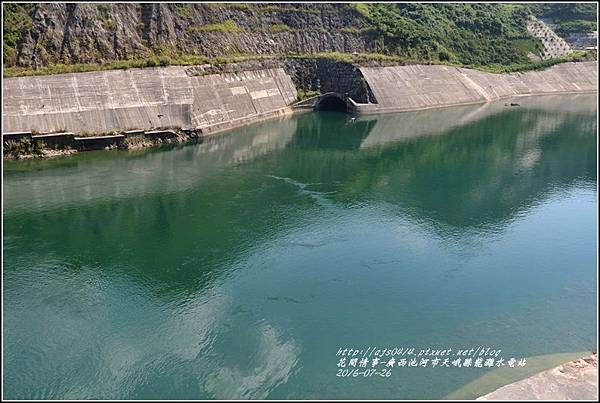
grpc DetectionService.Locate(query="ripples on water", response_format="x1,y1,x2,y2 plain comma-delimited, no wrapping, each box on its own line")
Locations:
3,94,597,399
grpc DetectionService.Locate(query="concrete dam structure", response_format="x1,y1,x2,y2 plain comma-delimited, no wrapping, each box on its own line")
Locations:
2,61,597,138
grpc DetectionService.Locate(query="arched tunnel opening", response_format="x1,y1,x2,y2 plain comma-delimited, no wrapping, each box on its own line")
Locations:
315,95,349,113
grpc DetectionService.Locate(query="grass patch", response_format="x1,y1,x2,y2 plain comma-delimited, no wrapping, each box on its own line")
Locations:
225,4,251,11
98,4,110,21
288,51,414,65
3,138,58,158
252,5,320,14
5,50,595,78
270,23,291,33
338,27,373,34
473,52,593,73
297,89,321,100
349,3,371,18
188,19,242,33
174,4,193,20
3,55,211,77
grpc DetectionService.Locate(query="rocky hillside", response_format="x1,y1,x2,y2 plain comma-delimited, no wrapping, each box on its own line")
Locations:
5,3,368,69
528,3,597,37
527,3,597,51
2,3,595,74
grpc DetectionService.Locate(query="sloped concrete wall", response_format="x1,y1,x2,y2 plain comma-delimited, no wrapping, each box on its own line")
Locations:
357,93,597,149
2,66,297,134
190,69,297,132
3,61,596,136
359,62,597,113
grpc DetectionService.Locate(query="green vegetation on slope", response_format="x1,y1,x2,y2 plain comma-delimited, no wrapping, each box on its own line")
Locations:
5,50,591,79
351,3,542,67
3,3,34,65
528,3,597,35
2,2,596,77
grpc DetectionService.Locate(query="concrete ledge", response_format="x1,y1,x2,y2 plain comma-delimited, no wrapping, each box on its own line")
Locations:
73,134,125,151
144,130,179,139
31,132,75,148
2,131,32,144
3,106,293,158
123,130,145,137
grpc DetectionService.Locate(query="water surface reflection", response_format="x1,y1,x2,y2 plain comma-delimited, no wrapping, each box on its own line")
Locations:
3,94,597,399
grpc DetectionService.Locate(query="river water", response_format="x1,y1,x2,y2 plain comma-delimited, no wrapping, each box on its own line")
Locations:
3,94,597,399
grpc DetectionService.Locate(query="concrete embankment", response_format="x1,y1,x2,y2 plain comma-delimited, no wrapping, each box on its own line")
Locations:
2,65,297,135
357,61,597,114
477,354,597,400
356,93,597,149
2,61,597,158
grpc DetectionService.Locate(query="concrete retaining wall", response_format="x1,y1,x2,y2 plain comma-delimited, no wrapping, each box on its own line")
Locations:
73,134,125,150
357,93,597,149
2,61,596,139
358,62,597,114
2,66,297,135
31,132,75,147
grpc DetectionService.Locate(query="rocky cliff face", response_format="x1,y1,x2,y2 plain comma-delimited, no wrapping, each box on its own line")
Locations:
10,3,586,72
9,3,373,68
562,32,598,49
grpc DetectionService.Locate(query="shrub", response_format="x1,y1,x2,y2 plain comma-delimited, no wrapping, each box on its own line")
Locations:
297,89,321,100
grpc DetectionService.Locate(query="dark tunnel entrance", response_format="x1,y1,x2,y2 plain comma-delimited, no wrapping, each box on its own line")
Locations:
315,94,349,113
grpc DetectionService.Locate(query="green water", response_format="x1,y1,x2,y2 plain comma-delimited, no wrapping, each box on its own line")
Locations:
3,94,597,399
